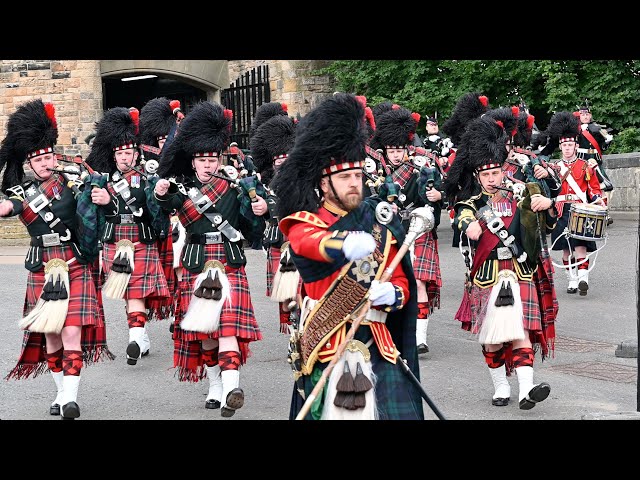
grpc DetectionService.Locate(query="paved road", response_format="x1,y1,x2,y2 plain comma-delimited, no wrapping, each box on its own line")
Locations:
0,211,638,420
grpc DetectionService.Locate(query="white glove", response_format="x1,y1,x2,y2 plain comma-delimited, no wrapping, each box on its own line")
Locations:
428,134,440,143
441,147,450,157
342,231,376,261
368,280,397,307
604,133,614,143
442,137,453,149
581,123,589,131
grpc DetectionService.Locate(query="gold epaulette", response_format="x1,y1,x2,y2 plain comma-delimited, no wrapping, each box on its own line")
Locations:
280,211,329,233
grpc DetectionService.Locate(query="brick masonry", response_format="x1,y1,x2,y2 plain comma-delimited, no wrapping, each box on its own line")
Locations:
0,60,103,159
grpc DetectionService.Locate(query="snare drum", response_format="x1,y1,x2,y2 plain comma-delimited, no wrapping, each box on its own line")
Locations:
568,203,608,241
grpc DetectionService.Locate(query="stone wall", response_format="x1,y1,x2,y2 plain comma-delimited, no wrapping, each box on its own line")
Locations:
0,60,103,159
227,60,336,118
603,153,640,211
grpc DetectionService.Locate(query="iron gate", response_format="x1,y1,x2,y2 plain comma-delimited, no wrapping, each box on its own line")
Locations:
221,64,271,150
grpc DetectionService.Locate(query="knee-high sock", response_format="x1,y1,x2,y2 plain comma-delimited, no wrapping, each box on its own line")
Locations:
416,302,430,345
219,350,241,404
45,348,65,407
513,347,535,401
61,350,83,406
45,347,64,373
279,302,291,334
483,347,510,399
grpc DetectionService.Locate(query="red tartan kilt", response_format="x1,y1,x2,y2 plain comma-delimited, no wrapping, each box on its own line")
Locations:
412,232,442,313
266,246,281,297
176,243,262,343
534,253,559,325
155,233,176,294
102,224,170,300
468,259,542,337
24,245,99,327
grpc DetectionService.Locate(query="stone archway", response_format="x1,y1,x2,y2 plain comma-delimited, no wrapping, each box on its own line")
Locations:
100,60,229,113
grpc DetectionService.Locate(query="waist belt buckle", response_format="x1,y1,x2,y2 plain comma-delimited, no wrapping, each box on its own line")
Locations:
204,231,222,244
497,246,512,260
41,232,61,247
120,214,135,224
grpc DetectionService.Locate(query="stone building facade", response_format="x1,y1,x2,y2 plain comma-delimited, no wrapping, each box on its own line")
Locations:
0,60,103,159
228,60,336,117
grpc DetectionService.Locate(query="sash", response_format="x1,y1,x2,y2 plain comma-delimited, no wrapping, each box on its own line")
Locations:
390,162,414,189
23,179,72,241
180,180,243,242
557,161,588,204
581,129,603,157
108,171,142,215
470,199,517,278
179,179,229,227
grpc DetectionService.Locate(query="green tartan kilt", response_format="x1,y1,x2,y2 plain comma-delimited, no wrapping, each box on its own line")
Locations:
289,326,424,420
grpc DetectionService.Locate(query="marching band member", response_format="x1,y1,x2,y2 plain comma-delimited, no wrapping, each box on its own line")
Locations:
272,92,424,420
575,99,614,219
86,107,170,365
539,111,605,296
445,115,556,410
154,101,264,417
139,97,186,332
371,105,443,355
441,92,491,246
249,104,300,334
0,99,113,419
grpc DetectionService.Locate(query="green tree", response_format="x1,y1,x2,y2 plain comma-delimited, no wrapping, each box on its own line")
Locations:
320,60,640,152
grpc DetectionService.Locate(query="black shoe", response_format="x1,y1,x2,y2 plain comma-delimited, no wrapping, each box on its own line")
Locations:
61,401,80,419
607,217,613,226
169,323,175,334
126,341,140,365
141,349,150,357
492,397,510,407
50,403,60,416
578,281,588,296
205,399,221,409
567,287,577,294
519,382,550,410
221,388,244,417
417,343,429,354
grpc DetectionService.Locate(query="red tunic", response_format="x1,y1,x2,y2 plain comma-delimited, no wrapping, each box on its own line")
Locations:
554,157,602,217
280,203,410,303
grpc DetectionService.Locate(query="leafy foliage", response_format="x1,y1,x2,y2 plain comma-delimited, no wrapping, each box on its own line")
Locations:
319,60,640,152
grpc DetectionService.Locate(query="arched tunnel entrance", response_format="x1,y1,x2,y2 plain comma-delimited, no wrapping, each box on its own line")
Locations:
102,75,207,113
99,60,229,115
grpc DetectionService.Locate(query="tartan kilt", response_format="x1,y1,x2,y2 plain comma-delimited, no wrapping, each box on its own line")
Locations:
24,245,99,327
173,243,263,382
532,251,558,359
266,245,281,297
102,224,170,300
468,259,542,337
6,252,115,381
412,231,442,312
290,326,424,420
146,233,176,321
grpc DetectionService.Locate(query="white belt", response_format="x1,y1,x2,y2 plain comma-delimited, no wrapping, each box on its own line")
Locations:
556,194,581,202
577,148,597,154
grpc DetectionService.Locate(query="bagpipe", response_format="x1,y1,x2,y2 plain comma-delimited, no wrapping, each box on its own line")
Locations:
407,145,448,180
